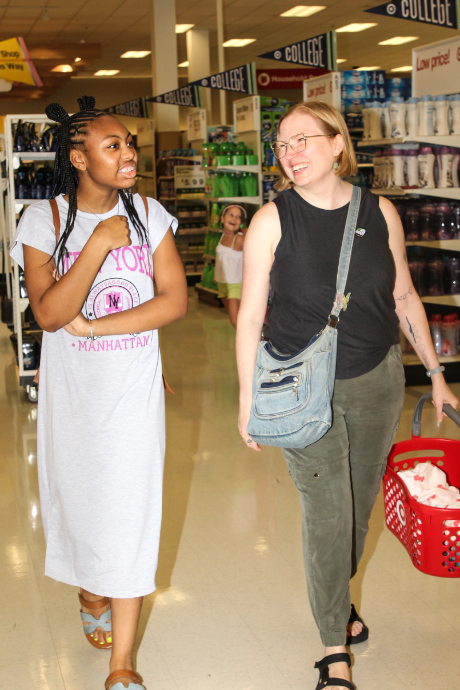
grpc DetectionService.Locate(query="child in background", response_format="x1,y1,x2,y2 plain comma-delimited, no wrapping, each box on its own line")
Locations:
215,204,246,328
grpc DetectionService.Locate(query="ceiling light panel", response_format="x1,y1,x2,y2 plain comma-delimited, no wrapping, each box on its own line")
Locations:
280,6,326,18
357,66,381,71
121,51,151,58
175,24,194,33
51,64,73,73
391,66,413,72
336,59,347,63
223,38,256,47
337,23,377,32
378,36,418,45
178,61,189,68
74,57,81,62
94,70,120,76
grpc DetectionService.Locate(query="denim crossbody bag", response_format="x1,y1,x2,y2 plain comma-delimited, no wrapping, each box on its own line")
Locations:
247,185,361,449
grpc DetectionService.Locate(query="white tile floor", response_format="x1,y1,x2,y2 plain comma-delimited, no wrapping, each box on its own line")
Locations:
1,289,460,690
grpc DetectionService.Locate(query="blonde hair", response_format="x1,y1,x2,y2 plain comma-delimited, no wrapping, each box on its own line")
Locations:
274,101,358,191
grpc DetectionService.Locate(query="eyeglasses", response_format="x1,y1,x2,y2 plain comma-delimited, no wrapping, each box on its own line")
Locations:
271,133,333,160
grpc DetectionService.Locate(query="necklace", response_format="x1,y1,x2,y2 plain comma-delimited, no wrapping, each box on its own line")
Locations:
77,196,119,221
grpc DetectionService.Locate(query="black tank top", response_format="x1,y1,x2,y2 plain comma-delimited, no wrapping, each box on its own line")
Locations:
264,187,400,379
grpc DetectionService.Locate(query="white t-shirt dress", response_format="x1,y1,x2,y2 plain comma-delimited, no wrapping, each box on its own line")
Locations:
10,193,177,598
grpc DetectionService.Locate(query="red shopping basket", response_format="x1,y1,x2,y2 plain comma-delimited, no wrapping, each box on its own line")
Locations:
384,392,460,578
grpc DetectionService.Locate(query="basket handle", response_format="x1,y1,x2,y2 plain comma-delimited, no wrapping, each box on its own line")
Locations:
412,392,460,437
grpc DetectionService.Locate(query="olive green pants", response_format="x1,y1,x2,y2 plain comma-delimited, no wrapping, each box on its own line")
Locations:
282,344,405,647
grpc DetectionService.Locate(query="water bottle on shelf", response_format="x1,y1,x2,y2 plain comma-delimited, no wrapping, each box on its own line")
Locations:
433,95,450,136
429,314,443,356
406,97,419,138
404,149,419,188
405,206,420,241
436,203,453,239
420,203,437,241
442,315,459,356
427,258,444,296
448,94,460,135
418,147,435,188
417,95,435,136
390,98,407,138
445,257,460,294
437,147,454,188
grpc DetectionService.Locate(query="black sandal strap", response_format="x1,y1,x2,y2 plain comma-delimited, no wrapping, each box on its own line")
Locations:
315,653,351,670
324,680,355,689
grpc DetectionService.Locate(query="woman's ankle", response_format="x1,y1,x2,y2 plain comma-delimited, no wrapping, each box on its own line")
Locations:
109,656,135,674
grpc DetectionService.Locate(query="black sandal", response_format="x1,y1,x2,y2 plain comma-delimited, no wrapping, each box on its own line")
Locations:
315,653,355,689
346,604,369,646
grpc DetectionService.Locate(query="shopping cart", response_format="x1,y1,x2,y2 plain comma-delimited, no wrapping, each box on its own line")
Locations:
384,392,460,578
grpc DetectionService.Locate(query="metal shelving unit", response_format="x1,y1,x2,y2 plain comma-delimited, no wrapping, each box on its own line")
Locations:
5,114,56,401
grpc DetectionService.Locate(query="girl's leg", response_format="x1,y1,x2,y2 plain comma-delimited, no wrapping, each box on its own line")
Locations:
81,591,143,672
226,298,240,329
109,597,143,673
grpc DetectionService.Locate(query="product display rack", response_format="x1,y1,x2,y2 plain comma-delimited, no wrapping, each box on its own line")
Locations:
5,114,56,402
358,130,460,384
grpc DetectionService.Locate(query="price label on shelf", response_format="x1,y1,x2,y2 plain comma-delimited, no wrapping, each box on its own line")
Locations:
174,166,206,198
187,109,207,142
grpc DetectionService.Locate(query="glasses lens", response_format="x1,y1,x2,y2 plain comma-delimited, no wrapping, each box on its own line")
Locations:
272,142,286,159
290,134,307,153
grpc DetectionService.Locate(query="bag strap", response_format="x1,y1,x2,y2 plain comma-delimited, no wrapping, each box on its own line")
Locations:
49,198,60,242
328,185,361,328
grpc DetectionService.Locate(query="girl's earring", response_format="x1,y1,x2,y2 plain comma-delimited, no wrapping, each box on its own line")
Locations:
333,161,339,170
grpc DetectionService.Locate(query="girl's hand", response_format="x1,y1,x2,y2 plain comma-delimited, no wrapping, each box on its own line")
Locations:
238,403,261,452
63,312,90,338
93,215,131,253
432,376,459,423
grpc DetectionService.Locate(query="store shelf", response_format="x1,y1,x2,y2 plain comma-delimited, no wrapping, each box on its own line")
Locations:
406,240,460,251
158,155,202,162
203,196,261,204
157,176,174,181
212,165,260,174
371,187,460,200
176,227,209,235
202,254,216,260
136,171,154,178
19,297,29,312
415,188,460,201
402,352,460,366
357,163,374,168
358,135,460,148
421,295,460,306
371,188,407,196
13,151,56,160
159,196,176,201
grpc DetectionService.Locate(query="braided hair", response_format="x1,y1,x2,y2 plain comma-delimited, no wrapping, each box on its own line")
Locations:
45,96,149,271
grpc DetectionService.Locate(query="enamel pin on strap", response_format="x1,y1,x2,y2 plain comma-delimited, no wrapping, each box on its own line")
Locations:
426,366,445,377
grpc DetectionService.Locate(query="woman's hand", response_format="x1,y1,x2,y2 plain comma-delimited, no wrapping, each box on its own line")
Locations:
238,402,261,452
432,376,459,423
63,312,90,338
92,215,131,253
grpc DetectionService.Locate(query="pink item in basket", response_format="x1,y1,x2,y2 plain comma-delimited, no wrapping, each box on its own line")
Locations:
398,462,460,508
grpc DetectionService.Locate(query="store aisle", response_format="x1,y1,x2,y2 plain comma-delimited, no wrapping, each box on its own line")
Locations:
1,289,460,690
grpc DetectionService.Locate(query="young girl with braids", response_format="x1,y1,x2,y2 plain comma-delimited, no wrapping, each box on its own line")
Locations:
10,97,188,690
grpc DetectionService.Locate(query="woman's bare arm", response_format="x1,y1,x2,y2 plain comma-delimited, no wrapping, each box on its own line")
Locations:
380,196,458,420
236,202,281,451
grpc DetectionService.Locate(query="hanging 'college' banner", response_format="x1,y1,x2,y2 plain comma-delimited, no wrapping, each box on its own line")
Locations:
258,31,337,71
105,96,149,118
365,0,459,29
188,63,257,94
148,85,203,108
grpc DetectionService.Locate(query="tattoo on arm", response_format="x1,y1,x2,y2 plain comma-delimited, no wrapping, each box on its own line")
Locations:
395,286,413,301
402,253,408,263
406,316,429,368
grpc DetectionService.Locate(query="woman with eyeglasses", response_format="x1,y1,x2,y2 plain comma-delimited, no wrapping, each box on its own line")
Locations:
236,101,457,690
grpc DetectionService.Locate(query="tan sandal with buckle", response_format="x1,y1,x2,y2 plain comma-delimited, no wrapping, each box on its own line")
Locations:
79,589,112,650
105,669,146,690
